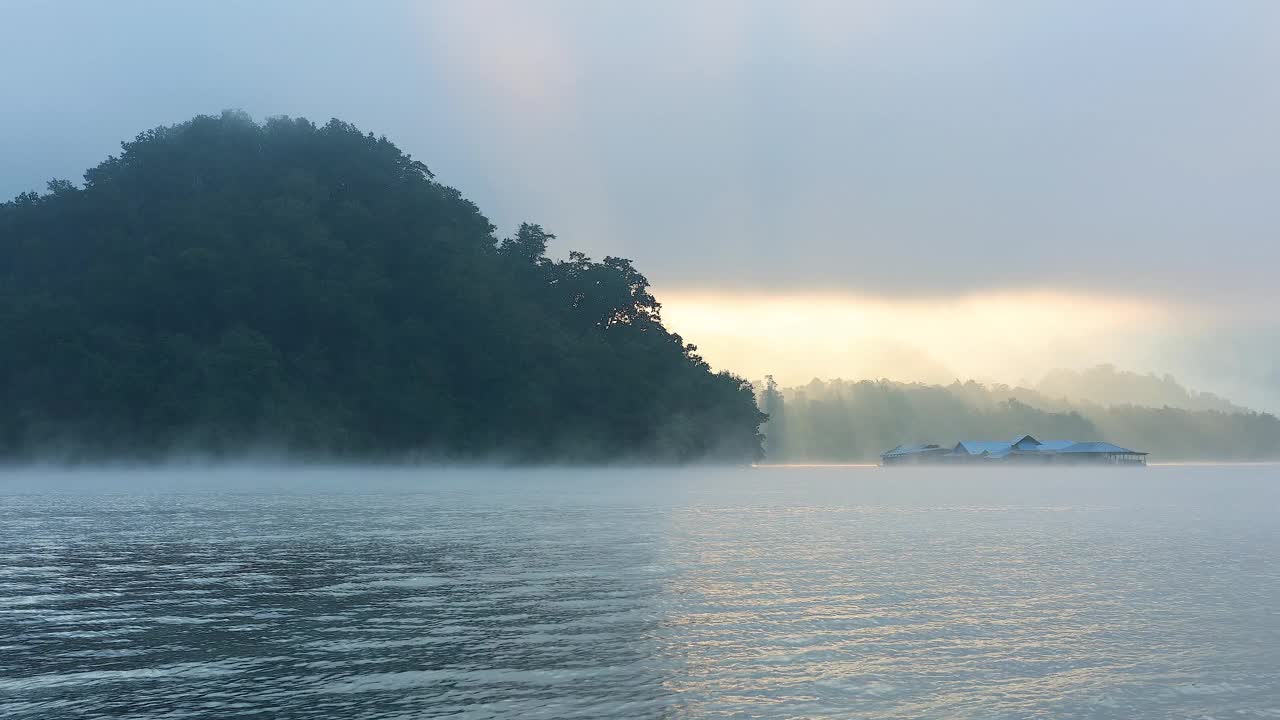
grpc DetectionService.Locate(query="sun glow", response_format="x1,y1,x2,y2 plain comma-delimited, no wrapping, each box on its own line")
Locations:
658,289,1181,387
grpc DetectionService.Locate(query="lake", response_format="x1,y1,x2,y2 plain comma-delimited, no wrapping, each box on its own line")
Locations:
2,465,1278,718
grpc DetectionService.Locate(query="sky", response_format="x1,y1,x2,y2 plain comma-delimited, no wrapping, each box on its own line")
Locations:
4,1,1279,409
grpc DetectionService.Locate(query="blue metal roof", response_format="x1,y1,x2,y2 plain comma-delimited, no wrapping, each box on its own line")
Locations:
1058,442,1146,455
882,443,942,457
954,441,1013,456
893,436,1146,458
956,438,1130,455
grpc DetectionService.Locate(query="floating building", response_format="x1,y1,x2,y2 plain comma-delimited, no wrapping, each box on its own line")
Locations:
881,434,1147,466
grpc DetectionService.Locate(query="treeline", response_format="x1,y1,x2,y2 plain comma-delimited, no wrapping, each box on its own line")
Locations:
0,111,764,462
760,378,1280,462
1036,364,1246,414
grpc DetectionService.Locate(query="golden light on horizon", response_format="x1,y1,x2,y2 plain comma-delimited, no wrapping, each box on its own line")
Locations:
658,289,1183,388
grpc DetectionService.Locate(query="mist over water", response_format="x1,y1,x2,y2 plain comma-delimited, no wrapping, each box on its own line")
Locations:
3,465,1279,719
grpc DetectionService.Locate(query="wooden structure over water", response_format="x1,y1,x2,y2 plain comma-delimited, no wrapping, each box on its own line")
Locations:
881,435,1147,466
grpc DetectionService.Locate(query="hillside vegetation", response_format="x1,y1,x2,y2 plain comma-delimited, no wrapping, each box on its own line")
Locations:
760,377,1280,462
0,112,764,462
1036,365,1247,414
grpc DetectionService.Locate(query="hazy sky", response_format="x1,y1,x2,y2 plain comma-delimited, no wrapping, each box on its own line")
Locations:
4,1,1279,407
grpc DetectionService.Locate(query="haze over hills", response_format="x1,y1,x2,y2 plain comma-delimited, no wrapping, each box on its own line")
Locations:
1034,365,1247,414
759,368,1280,463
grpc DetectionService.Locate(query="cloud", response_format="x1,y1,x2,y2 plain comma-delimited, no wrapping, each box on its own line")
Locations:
5,1,1278,302
407,0,1280,301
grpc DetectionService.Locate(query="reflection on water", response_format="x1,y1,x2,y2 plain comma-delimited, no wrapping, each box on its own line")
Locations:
1,466,1278,719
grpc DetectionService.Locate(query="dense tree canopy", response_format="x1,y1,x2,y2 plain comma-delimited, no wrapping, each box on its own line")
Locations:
0,111,765,462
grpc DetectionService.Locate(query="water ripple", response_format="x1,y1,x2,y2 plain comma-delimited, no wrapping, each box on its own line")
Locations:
1,465,1278,718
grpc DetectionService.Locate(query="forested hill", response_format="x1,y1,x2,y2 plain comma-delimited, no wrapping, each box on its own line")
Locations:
0,111,765,462
1036,365,1248,414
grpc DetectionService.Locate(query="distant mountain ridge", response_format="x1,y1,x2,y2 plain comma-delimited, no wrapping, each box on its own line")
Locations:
1034,364,1247,414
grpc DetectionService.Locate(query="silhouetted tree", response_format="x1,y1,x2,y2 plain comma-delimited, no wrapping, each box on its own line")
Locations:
760,375,785,460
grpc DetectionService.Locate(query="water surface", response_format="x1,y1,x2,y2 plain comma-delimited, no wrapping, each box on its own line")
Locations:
2,465,1278,718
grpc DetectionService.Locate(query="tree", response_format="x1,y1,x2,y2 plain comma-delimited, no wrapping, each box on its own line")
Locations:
760,375,785,460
